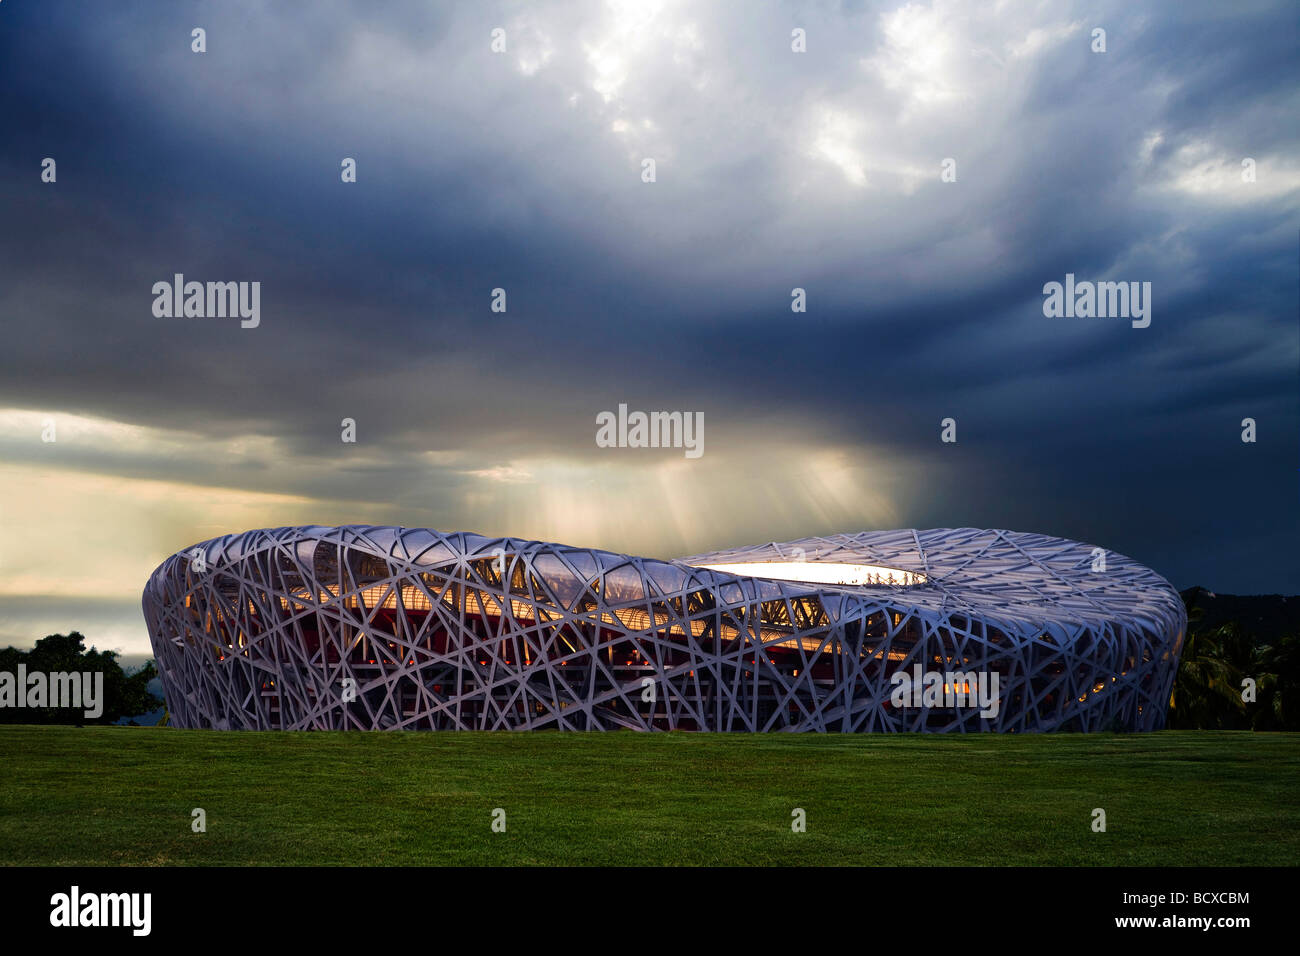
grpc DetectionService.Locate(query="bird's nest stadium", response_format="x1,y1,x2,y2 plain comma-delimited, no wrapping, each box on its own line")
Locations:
142,525,1186,732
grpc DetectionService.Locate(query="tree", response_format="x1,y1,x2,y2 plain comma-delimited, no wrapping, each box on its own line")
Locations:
1167,624,1247,729
0,632,161,725
1251,634,1299,731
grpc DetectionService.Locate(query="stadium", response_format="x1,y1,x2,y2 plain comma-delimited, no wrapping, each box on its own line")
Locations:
142,525,1186,732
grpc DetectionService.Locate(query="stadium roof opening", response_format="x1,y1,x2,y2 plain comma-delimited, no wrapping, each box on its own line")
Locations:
694,561,924,587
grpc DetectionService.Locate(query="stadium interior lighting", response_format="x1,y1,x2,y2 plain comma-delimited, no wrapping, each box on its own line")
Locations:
695,562,925,587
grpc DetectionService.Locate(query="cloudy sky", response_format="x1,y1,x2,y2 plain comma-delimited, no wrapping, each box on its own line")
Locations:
1,0,1296,658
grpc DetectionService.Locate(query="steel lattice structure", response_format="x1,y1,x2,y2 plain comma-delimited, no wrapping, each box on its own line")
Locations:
142,525,1185,732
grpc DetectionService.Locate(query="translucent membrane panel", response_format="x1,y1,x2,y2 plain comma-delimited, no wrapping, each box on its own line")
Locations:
695,562,925,587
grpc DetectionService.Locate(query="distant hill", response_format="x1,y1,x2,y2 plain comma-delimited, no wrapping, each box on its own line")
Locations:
1181,587,1300,644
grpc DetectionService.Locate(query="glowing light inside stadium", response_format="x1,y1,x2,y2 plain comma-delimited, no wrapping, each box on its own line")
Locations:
143,526,1185,732
695,562,925,587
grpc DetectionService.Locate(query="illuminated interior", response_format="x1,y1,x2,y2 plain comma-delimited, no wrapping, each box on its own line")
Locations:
147,526,1185,733
694,561,925,587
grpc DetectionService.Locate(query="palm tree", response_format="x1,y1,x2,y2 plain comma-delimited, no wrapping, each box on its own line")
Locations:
1251,634,1299,731
1168,624,1248,729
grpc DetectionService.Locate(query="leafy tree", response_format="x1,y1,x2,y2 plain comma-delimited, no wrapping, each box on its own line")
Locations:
1168,624,1246,729
1250,634,1299,731
0,632,161,725
1168,618,1300,731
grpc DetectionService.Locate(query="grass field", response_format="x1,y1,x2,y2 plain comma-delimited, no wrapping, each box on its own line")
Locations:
1,726,1296,866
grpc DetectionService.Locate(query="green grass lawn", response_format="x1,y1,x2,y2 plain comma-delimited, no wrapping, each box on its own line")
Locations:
0,726,1296,866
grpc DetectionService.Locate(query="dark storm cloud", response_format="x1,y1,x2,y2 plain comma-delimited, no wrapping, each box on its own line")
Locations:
0,0,1296,599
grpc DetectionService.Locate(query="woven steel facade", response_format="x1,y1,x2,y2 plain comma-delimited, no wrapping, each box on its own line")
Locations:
142,525,1185,732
